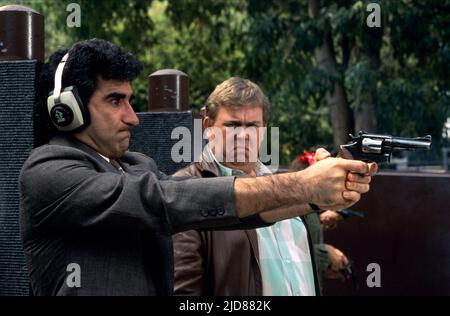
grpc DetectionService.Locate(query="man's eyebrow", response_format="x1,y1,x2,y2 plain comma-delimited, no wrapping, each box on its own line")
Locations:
104,92,126,100
246,120,262,125
224,120,243,124
224,120,262,125
104,92,134,100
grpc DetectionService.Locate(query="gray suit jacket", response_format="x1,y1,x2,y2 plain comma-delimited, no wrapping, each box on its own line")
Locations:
19,135,264,295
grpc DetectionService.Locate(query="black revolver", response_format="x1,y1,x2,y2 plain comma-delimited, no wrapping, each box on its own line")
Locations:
339,131,432,163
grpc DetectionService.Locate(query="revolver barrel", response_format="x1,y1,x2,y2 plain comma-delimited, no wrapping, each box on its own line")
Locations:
389,135,432,150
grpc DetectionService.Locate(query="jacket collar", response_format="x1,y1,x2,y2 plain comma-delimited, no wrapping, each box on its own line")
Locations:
48,134,132,174
194,147,223,177
49,134,104,159
198,145,271,177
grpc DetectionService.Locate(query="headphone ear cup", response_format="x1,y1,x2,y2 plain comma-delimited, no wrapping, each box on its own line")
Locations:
49,103,74,127
47,86,89,131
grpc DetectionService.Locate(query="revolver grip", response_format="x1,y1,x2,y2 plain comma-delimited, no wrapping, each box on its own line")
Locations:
338,146,355,160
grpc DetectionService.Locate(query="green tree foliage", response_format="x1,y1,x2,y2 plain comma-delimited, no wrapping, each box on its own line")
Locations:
166,0,449,163
4,0,448,165
376,0,450,160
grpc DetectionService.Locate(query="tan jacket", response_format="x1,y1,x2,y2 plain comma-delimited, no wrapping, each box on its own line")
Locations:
172,159,321,296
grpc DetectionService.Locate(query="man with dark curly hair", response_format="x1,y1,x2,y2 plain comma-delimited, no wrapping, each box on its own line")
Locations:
19,39,376,296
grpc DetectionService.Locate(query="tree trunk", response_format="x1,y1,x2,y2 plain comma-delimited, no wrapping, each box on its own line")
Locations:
354,82,376,133
341,35,352,69
354,54,377,133
355,26,383,133
308,0,353,147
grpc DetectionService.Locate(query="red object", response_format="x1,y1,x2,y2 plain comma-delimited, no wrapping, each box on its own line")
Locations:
297,150,316,166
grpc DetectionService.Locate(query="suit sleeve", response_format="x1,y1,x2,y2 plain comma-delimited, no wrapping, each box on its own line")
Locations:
19,146,249,234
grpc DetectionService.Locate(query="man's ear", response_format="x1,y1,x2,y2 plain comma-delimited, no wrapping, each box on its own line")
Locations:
203,116,210,129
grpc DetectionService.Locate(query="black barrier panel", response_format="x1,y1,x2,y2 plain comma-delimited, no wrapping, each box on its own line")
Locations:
130,112,200,175
324,171,450,295
0,60,36,295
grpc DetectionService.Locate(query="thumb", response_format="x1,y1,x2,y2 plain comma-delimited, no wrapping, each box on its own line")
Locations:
368,162,378,175
341,254,349,267
314,148,331,162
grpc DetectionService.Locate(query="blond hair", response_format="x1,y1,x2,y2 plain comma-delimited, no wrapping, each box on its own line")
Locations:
205,77,270,124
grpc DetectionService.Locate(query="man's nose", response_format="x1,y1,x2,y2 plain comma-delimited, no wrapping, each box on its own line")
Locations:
235,126,255,141
123,102,139,126
234,127,248,139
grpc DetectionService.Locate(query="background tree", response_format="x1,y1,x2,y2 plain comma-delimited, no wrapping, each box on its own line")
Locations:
4,0,448,165
308,0,354,146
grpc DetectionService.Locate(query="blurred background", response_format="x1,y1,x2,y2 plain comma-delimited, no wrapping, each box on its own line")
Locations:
1,0,450,296
2,0,448,167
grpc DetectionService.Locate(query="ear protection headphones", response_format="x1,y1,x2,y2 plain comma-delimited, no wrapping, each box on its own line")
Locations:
47,52,90,131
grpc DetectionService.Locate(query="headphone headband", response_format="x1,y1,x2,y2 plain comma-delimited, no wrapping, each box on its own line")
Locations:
53,53,69,103
47,51,89,131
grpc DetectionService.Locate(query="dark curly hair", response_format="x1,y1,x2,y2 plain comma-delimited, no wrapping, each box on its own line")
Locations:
35,38,142,146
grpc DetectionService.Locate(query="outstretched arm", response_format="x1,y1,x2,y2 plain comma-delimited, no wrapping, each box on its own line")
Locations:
234,157,375,222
